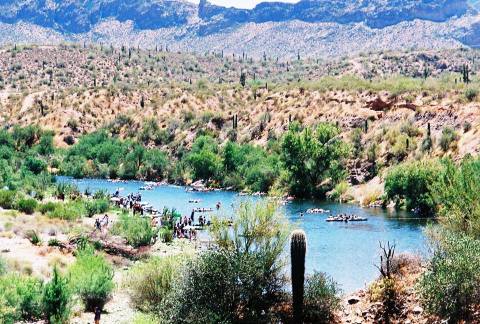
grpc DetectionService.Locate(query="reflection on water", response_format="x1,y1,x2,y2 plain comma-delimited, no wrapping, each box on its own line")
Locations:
60,177,428,293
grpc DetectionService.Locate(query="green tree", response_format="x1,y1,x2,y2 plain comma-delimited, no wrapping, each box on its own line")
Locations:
281,122,349,198
432,157,480,237
186,136,222,181
68,246,114,311
384,160,440,216
43,267,71,324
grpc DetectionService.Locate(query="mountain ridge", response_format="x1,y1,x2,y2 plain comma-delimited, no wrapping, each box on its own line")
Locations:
0,0,479,59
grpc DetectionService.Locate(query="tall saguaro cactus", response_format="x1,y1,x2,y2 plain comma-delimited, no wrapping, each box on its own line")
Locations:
291,229,307,322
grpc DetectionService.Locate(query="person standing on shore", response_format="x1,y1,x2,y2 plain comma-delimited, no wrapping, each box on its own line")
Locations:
94,306,101,324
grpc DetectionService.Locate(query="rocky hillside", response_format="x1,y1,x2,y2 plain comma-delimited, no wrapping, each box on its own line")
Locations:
0,0,479,58
1,45,480,200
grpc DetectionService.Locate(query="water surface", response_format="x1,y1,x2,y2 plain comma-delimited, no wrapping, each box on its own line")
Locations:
61,177,428,293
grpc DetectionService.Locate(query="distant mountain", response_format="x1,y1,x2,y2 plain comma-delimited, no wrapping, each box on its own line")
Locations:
0,0,479,58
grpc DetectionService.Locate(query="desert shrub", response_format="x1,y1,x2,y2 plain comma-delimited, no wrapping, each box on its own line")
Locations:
439,127,458,152
84,199,109,218
125,255,188,313
303,272,341,323
351,128,363,158
418,229,480,322
0,190,16,209
163,249,286,323
68,246,114,311
158,227,173,243
399,120,421,137
385,160,440,215
43,266,71,324
111,212,157,247
432,157,480,237
38,202,57,214
0,273,43,323
390,134,413,162
48,239,61,247
25,230,42,245
464,87,478,102
16,198,38,214
421,135,433,152
93,189,109,200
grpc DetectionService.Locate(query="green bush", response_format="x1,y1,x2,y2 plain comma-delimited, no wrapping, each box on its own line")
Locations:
432,157,480,237
68,246,114,311
158,227,173,243
0,273,43,323
43,266,71,324
25,230,42,245
163,250,286,323
464,87,478,102
125,255,188,313
23,156,47,175
111,212,156,247
48,239,61,247
439,127,458,152
418,229,480,322
38,202,57,214
47,201,85,220
84,199,109,218
384,160,440,216
16,198,38,215
0,190,16,209
303,272,341,323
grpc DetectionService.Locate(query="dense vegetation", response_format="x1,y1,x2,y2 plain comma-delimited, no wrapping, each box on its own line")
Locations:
0,245,113,324
59,122,348,198
123,201,341,323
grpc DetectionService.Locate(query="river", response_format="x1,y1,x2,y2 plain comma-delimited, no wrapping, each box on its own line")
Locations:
60,177,429,293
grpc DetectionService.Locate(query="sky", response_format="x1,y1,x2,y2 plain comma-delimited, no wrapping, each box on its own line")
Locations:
187,0,299,9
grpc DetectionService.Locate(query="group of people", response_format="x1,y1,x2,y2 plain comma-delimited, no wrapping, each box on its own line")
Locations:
112,191,146,215
174,214,197,240
326,214,367,222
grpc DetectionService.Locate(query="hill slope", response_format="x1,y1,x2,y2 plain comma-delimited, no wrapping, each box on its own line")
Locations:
0,0,479,58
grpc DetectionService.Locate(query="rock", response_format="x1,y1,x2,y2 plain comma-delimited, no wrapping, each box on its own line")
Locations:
413,306,423,315
348,296,361,304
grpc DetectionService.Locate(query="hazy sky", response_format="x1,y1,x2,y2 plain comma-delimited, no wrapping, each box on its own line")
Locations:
187,0,299,9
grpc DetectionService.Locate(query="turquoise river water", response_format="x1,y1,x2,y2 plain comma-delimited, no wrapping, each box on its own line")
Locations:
61,177,429,293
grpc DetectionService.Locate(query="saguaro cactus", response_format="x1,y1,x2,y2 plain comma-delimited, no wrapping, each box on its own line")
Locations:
291,229,307,322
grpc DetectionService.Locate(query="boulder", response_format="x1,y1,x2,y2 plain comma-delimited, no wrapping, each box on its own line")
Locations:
348,295,361,305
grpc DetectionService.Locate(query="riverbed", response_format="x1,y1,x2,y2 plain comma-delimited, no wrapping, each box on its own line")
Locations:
61,177,428,293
